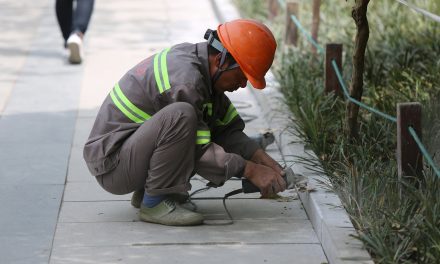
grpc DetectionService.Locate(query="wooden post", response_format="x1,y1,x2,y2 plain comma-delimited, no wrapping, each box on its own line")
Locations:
311,0,321,55
285,1,299,46
325,43,343,96
397,102,423,183
268,0,279,20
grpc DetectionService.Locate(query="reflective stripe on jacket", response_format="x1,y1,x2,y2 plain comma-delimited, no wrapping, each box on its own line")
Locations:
83,42,259,176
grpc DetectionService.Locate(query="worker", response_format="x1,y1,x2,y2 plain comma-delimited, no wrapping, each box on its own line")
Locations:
83,19,286,226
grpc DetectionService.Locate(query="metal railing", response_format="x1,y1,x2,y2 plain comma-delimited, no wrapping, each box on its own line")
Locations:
272,0,440,178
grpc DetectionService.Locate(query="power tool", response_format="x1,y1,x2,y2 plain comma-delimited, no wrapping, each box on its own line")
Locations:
195,167,307,225
241,167,306,193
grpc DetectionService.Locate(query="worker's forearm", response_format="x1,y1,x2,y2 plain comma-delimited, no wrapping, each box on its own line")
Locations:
243,160,257,180
250,149,284,174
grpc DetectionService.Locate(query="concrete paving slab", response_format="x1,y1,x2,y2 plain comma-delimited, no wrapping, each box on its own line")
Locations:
71,117,95,147
59,201,139,223
0,184,63,234
0,87,12,115
53,219,319,247
0,184,63,264
1,53,81,117
0,112,76,144
190,199,307,221
67,146,94,183
47,0,332,263
0,0,86,261
63,181,132,202
5,60,80,98
87,1,169,51
58,199,307,223
0,235,51,264
0,0,48,116
50,244,327,264
0,142,73,185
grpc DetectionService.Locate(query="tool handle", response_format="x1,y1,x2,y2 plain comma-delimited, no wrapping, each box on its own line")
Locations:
241,175,287,194
241,178,261,193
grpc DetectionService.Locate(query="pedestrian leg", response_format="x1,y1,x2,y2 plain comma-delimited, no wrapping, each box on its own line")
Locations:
72,0,94,35
55,0,73,44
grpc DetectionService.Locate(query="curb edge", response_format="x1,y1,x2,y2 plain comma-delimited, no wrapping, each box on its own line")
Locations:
210,1,374,263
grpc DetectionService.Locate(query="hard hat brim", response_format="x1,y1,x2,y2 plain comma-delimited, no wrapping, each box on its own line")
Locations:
246,73,266,89
217,19,276,90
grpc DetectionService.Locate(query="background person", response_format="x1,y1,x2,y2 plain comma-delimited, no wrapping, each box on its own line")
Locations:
55,0,94,64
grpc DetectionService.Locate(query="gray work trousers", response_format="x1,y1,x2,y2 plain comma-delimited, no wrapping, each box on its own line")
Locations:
96,102,246,196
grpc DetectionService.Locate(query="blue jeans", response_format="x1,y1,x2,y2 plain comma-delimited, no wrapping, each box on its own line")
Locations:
55,0,94,42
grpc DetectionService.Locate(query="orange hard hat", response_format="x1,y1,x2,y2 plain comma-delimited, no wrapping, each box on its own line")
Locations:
217,19,277,89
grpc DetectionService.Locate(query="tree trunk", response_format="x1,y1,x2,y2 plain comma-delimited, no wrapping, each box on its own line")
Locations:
347,0,370,140
311,0,321,55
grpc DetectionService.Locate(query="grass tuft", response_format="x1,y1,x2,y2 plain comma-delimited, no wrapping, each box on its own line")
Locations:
234,0,440,262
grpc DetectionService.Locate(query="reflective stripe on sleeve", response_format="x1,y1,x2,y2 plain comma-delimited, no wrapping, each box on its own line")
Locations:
196,130,211,145
110,83,151,123
203,103,213,116
114,83,151,120
153,47,171,94
215,103,238,126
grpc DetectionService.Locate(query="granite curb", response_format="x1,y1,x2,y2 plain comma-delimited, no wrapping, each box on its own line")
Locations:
210,0,374,263
250,73,373,264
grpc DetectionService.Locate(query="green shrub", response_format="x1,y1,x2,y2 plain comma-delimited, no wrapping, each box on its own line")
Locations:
235,0,440,262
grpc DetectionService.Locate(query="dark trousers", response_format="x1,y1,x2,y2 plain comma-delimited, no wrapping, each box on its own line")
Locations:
96,102,246,196
55,0,94,42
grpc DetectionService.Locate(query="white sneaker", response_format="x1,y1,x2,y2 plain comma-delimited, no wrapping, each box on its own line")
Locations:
66,33,83,64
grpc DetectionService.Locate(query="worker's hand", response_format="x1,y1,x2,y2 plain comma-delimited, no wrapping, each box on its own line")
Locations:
243,161,286,197
250,149,285,176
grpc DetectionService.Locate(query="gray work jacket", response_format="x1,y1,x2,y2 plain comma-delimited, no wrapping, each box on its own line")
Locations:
83,42,259,176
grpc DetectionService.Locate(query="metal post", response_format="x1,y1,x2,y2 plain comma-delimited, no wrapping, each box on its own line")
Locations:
325,43,343,96
397,102,423,183
285,1,299,46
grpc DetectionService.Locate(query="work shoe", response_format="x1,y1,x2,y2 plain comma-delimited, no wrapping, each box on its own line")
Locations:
131,189,190,209
66,32,83,64
140,199,203,226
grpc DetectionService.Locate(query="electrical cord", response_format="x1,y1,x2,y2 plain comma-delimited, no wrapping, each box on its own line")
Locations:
186,100,295,225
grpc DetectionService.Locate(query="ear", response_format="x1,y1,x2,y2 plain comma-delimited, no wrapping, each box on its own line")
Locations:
215,53,231,70
214,53,222,67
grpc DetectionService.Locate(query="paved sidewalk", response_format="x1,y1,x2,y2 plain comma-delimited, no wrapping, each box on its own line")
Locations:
0,0,328,263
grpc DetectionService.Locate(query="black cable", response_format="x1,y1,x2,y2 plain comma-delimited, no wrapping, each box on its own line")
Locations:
186,100,291,225
188,185,244,225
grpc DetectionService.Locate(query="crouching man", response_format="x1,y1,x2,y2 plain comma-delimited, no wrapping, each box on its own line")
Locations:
83,19,285,226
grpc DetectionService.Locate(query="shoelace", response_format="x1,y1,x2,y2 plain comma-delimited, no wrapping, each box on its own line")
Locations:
164,199,176,209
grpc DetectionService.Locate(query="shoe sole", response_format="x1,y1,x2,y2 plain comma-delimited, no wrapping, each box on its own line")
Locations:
140,212,203,226
68,42,82,64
